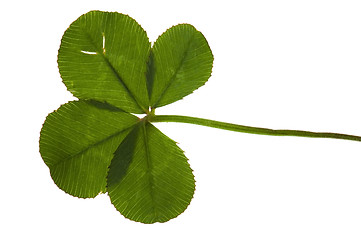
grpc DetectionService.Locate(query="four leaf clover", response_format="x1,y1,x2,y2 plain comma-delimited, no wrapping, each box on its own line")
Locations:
40,10,213,223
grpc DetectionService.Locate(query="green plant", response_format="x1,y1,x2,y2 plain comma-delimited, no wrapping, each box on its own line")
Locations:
39,10,361,224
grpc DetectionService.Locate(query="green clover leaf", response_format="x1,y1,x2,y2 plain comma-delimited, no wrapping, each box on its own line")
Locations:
40,10,361,224
40,10,213,223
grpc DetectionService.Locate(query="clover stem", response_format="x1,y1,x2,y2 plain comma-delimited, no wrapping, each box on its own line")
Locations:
151,115,361,142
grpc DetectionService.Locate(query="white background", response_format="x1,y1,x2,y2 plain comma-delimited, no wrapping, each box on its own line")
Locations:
2,0,361,239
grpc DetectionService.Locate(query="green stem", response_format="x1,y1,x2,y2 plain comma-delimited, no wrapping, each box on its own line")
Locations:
151,115,361,142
